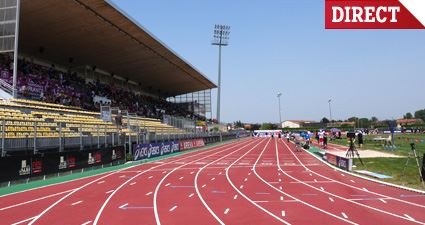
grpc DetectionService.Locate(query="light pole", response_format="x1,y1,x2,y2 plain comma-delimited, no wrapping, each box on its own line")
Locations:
328,99,333,121
277,92,282,127
212,24,230,123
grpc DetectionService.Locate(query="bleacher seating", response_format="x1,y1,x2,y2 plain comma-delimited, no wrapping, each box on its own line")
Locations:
0,98,187,140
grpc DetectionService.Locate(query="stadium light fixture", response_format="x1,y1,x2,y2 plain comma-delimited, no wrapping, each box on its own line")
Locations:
277,92,282,127
212,24,230,123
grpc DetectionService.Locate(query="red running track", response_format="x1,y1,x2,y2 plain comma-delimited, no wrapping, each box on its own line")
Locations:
1,138,425,225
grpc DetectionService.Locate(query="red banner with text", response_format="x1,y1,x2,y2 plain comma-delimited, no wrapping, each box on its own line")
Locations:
325,0,425,29
179,139,205,151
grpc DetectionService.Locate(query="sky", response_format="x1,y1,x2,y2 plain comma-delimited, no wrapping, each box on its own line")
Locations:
111,0,425,124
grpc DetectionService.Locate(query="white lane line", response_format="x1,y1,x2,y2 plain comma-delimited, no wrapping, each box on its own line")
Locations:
211,177,216,181
179,176,184,180
244,178,248,182
188,193,194,198
0,189,75,211
202,184,207,188
350,180,355,183
130,182,137,186
234,195,238,200
146,192,153,196
405,214,415,221
280,196,284,201
71,201,83,206
148,176,153,179
329,197,334,202
281,210,286,217
239,185,244,189
379,199,387,203
224,208,230,214
105,190,114,194
119,203,128,209
11,216,36,225
169,206,177,212
97,181,105,184
342,212,348,219
81,221,92,225
165,183,171,187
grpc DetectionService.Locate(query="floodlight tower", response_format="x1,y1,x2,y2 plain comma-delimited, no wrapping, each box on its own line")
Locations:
328,99,333,121
277,92,282,127
212,24,230,123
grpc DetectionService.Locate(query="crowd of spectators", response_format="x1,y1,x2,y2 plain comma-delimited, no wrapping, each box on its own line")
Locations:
0,54,204,120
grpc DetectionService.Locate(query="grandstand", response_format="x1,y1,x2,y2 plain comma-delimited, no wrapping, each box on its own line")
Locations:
0,0,220,159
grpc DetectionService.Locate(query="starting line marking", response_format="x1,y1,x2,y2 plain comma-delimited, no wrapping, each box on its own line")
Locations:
71,201,83,206
81,221,92,225
224,208,230,214
169,206,178,212
11,216,36,225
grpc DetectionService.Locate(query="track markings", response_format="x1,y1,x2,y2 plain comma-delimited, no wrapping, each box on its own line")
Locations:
341,174,345,177
363,188,368,191
350,180,355,183
179,176,184,180
11,216,36,225
309,173,312,176
379,198,387,203
162,171,167,174
148,176,153,179
169,206,178,212
329,197,334,202
341,212,348,219
165,183,171,187
244,178,248,182
106,190,114,194
234,194,238,200
188,193,194,198
119,203,128,209
97,181,105,184
71,201,83,206
130,182,137,186
314,179,318,183
211,177,216,181
219,172,222,175
119,175,126,178
320,187,324,191
224,208,230,214
248,172,252,176
190,171,195,174
0,189,75,211
81,221,92,225
281,210,286,217
279,186,283,190
280,196,284,201
404,214,415,221
279,178,282,182
202,184,207,188
239,185,244,189
146,192,153,196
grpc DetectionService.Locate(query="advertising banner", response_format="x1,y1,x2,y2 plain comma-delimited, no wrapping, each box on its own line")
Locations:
133,141,180,161
325,152,353,171
179,139,205,151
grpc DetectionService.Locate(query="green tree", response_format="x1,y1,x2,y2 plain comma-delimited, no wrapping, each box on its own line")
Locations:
260,123,278,130
358,118,370,128
233,120,244,128
404,112,413,119
414,109,425,122
321,117,330,124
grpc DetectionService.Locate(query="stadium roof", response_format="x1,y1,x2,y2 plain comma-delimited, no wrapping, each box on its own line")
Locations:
19,0,216,97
